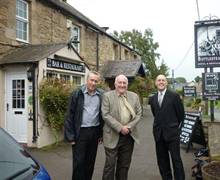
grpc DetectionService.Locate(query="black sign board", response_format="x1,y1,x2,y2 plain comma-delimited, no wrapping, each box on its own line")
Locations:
180,112,206,152
195,20,220,68
47,58,85,73
183,86,196,97
202,72,220,100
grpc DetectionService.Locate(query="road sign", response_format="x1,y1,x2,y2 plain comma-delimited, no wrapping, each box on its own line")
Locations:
202,72,220,100
183,86,196,97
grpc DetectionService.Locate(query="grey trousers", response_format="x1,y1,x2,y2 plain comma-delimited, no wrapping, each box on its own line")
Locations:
102,134,134,180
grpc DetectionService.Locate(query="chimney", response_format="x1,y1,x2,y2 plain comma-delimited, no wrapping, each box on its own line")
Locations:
101,27,109,32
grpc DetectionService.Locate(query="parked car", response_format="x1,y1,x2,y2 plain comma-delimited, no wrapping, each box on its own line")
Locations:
0,128,51,180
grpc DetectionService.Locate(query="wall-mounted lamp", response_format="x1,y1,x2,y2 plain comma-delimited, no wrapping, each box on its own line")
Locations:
27,66,34,81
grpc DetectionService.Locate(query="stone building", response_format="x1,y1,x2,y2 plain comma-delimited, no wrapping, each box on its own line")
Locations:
0,0,140,67
0,0,141,147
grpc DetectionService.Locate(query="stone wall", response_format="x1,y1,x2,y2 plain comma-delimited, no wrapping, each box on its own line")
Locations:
0,0,19,56
32,1,69,44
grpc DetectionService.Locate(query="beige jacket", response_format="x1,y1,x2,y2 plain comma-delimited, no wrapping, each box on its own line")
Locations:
101,90,142,149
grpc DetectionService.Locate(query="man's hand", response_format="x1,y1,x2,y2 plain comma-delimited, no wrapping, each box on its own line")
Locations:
70,141,75,145
120,126,130,135
98,138,103,144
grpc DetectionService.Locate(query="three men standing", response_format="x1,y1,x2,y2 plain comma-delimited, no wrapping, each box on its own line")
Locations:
101,74,142,180
64,71,185,180
149,74,185,180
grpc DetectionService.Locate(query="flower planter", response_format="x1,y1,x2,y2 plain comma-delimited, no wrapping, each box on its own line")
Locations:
202,161,220,180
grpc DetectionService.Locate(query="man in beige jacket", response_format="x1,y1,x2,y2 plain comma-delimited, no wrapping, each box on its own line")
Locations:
102,74,142,180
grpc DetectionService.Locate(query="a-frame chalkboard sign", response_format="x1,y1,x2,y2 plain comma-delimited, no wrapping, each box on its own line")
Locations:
180,112,206,152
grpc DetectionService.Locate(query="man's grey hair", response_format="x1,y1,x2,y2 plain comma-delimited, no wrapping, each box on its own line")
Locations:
86,71,100,80
114,74,128,84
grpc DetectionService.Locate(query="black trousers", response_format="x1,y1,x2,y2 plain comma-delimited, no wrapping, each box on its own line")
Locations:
102,134,134,180
72,127,99,180
155,136,185,180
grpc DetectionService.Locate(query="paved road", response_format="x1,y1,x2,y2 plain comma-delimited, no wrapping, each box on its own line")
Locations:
28,105,201,180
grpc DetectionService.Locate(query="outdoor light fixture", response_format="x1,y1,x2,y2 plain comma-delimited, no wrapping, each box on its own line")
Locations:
27,66,34,81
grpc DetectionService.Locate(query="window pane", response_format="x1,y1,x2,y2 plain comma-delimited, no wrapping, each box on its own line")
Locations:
13,100,16,108
21,90,25,98
22,99,25,108
13,80,16,89
16,0,27,19
17,80,21,89
46,71,57,78
12,79,25,109
17,99,21,108
16,20,27,41
72,76,81,86
17,90,21,98
60,74,70,81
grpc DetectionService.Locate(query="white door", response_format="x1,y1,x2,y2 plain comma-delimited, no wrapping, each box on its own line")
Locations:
5,73,28,143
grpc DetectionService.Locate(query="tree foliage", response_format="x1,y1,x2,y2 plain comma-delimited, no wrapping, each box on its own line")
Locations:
39,78,75,142
113,29,169,80
175,77,187,83
194,76,202,83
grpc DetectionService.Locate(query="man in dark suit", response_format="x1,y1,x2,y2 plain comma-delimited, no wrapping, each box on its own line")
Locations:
148,74,185,180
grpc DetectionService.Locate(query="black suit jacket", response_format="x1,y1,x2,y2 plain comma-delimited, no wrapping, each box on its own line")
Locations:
149,90,184,142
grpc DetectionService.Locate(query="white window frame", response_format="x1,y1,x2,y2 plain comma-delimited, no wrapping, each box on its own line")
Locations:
72,75,81,87
16,0,29,43
46,71,82,87
60,74,71,82
70,25,80,52
46,71,58,79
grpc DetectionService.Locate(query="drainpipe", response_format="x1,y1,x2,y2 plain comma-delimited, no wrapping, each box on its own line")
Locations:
32,64,37,143
96,32,99,71
119,45,121,60
28,64,37,143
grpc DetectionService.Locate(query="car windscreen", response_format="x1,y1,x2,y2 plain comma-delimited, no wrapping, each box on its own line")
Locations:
0,129,39,179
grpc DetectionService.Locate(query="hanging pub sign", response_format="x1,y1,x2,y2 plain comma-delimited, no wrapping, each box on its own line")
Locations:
180,112,206,152
183,86,197,97
195,19,220,68
202,72,220,100
47,58,85,73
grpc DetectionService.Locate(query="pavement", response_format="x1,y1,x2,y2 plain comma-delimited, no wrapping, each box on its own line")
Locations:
28,105,203,180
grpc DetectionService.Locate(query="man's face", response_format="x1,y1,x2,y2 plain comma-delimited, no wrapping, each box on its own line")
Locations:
115,75,128,95
86,73,100,93
155,75,167,91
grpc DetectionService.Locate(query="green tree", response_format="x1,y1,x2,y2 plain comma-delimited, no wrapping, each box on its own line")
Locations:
175,77,187,83
113,29,169,80
194,76,202,83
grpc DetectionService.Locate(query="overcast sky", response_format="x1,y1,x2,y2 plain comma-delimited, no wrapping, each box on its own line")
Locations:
67,0,220,81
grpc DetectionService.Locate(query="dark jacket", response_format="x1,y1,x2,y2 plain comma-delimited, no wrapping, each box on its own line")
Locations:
149,90,184,142
64,85,103,142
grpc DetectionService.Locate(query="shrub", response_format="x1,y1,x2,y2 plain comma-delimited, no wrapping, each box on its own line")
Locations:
39,78,75,140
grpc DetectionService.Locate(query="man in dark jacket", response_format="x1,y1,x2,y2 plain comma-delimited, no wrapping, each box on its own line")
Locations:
149,74,185,180
64,71,103,180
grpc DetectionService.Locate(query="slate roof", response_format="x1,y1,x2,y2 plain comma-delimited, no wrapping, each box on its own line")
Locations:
102,60,145,78
0,43,67,64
